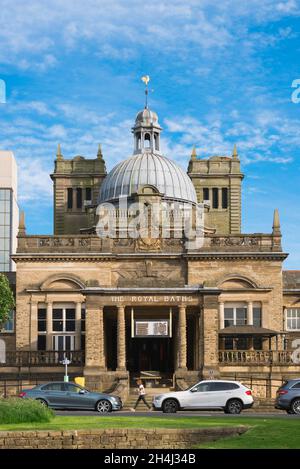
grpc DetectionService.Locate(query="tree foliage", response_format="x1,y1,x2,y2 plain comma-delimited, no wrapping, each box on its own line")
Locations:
0,274,15,327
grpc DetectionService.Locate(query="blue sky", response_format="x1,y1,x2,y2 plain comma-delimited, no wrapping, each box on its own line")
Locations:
0,0,299,268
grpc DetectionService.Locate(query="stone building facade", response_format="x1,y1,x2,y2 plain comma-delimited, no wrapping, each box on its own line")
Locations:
1,104,300,398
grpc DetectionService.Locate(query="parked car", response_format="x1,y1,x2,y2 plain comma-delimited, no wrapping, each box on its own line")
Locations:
152,380,254,414
275,379,300,414
19,381,122,413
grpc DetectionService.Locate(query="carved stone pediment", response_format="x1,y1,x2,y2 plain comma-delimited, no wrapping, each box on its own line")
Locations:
113,260,186,287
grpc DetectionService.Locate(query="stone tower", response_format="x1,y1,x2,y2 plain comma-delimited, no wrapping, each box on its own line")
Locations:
188,145,244,234
50,144,107,235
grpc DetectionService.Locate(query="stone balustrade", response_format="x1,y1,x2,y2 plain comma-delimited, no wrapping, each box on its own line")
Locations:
219,350,295,365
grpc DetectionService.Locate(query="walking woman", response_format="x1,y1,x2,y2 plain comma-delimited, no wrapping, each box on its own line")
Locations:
131,379,152,411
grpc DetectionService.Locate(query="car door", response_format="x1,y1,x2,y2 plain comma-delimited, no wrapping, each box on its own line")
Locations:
62,383,95,409
40,383,66,407
184,382,213,409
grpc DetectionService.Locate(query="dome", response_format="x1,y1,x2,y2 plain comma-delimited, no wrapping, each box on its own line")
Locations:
135,108,159,127
98,152,197,204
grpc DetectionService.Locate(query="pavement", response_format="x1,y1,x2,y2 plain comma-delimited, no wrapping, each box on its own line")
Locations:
54,409,300,418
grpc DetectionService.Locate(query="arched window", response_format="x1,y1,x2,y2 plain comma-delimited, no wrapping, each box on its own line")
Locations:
144,133,151,148
154,133,159,151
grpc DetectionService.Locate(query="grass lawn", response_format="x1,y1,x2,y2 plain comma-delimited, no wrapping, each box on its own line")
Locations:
0,415,299,449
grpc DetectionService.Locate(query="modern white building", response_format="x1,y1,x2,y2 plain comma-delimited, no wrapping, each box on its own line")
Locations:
0,151,18,272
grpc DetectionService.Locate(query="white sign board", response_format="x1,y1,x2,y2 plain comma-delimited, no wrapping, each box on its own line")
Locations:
134,320,170,337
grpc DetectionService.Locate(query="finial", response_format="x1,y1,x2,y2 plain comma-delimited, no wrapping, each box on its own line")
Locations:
191,146,197,160
18,211,26,236
272,208,281,236
141,75,150,109
56,143,63,160
97,143,103,159
232,144,238,159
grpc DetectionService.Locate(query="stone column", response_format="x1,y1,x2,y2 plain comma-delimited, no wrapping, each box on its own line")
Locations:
30,301,38,351
46,302,53,351
85,305,105,370
219,302,225,329
178,305,187,370
117,306,126,371
247,301,253,326
202,295,220,379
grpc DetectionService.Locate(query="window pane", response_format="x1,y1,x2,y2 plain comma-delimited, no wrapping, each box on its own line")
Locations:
76,188,82,209
38,320,46,332
203,188,209,201
38,309,46,320
66,309,75,319
67,188,73,209
253,308,262,327
53,321,63,332
236,308,247,325
86,187,92,201
37,335,46,351
212,188,219,209
222,188,228,209
66,320,76,332
53,309,63,319
66,383,81,393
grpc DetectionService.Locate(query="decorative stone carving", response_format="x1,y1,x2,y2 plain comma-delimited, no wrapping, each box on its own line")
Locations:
78,238,91,247
211,236,259,247
135,236,161,251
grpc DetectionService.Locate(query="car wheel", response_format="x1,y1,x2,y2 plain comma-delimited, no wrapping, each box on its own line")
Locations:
291,399,300,415
286,409,295,414
162,399,179,413
225,399,243,415
96,399,112,413
36,398,48,407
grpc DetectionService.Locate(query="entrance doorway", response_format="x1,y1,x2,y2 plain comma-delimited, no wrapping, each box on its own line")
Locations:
127,338,173,373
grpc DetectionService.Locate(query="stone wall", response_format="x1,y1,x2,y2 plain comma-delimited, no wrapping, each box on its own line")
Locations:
0,427,248,449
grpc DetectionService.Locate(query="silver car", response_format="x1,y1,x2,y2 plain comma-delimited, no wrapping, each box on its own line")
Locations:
152,380,254,414
19,381,122,413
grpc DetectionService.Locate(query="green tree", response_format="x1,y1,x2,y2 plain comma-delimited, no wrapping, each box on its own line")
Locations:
0,274,15,327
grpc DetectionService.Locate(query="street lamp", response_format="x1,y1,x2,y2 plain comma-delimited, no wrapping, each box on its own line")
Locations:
60,356,72,382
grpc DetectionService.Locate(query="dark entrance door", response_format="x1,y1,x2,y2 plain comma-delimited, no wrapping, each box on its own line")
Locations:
128,338,173,372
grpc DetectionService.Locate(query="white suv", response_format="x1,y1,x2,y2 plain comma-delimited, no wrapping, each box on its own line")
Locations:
152,380,254,414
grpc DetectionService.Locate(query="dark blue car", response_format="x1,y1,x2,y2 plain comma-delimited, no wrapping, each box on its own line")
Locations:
19,381,122,413
275,379,300,414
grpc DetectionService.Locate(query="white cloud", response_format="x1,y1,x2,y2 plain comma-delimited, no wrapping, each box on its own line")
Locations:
0,0,299,69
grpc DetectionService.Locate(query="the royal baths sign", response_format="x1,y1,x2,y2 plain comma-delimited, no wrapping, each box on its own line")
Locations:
110,295,196,304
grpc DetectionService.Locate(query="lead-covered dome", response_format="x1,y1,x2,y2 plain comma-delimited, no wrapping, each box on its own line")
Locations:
99,152,197,204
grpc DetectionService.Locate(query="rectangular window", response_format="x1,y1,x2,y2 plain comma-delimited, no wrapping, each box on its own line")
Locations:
67,188,73,209
236,307,247,325
37,335,46,351
212,188,219,209
286,308,300,330
38,308,47,333
224,308,234,327
85,187,92,202
76,188,82,209
52,335,75,351
224,305,247,327
203,188,209,201
222,188,228,209
2,310,14,332
52,306,76,333
66,308,76,332
253,307,262,327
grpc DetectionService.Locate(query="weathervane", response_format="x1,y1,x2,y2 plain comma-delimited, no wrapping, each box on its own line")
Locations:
141,75,150,109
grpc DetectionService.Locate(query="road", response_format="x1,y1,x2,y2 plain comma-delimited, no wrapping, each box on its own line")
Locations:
55,410,300,418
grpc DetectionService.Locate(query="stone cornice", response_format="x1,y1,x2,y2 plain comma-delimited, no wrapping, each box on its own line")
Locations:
185,252,288,261
12,251,288,262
